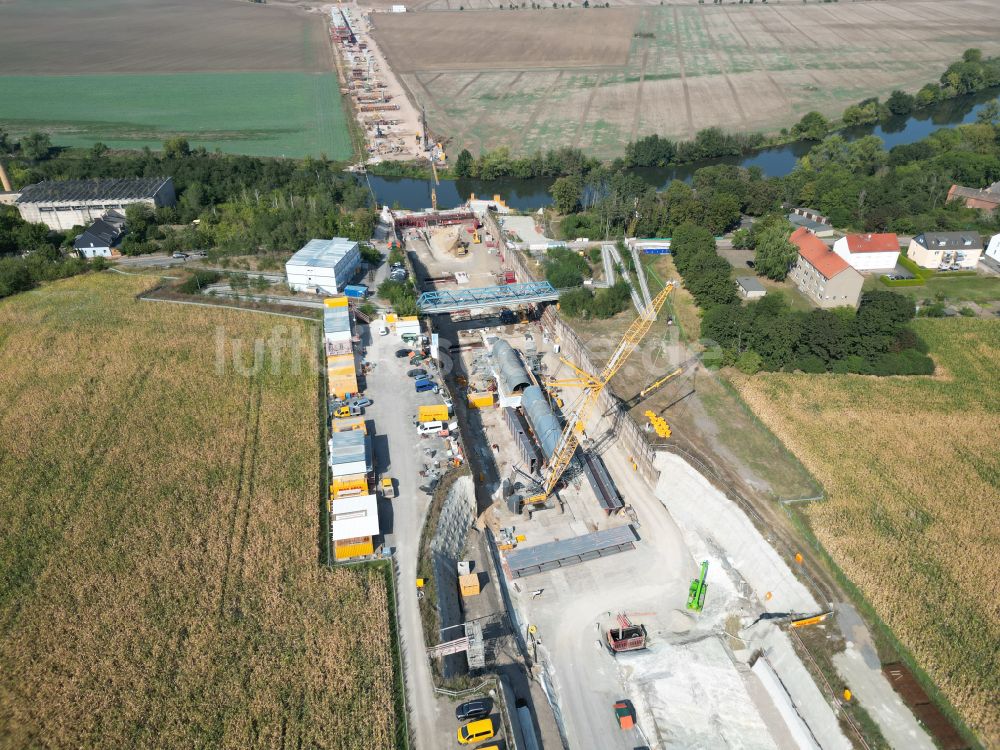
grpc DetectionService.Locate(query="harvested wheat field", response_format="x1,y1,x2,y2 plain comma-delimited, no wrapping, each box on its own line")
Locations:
736,318,1000,744
0,274,398,749
374,0,1000,157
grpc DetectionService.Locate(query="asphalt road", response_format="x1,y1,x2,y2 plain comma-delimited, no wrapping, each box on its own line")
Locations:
363,327,459,750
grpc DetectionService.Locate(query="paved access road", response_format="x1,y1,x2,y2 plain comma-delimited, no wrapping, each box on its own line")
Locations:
362,328,462,750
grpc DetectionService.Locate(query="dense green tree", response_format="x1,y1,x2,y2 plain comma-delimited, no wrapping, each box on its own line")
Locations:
886,90,916,116
0,257,35,297
791,111,830,140
976,100,1000,125
842,99,882,126
20,131,52,161
163,137,191,159
550,174,584,214
544,246,590,287
752,221,797,280
125,203,154,242
454,148,474,178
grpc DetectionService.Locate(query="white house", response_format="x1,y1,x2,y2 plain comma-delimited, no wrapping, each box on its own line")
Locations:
985,233,1000,263
285,237,361,294
832,233,900,272
73,211,126,258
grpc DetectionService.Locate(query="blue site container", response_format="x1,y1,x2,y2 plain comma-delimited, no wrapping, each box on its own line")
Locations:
344,284,368,299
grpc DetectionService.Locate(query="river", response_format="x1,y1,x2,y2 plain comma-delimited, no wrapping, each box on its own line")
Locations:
360,87,1000,211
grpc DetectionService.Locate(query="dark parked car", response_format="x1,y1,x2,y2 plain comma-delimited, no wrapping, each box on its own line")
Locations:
455,698,492,722
745,259,755,269
407,368,428,378
396,349,411,358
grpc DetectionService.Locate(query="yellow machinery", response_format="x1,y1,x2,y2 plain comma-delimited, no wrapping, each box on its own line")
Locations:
645,411,671,438
522,281,675,507
472,229,481,244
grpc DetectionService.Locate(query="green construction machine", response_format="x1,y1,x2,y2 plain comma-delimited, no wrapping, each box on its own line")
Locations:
687,560,709,612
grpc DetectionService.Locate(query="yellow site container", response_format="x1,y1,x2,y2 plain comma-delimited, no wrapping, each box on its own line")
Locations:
324,297,349,308
468,392,495,408
334,537,374,560
400,315,419,323
459,573,481,597
331,476,368,498
331,417,366,434
328,366,356,379
329,375,359,398
418,404,450,422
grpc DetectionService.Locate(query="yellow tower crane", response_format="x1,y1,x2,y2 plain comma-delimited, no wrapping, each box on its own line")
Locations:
522,281,676,508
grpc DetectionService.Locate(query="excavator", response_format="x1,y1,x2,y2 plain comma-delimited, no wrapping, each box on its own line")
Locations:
518,281,676,510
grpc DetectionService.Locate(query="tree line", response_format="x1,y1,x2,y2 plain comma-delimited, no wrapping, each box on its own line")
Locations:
551,112,1000,244
0,134,379,300
665,222,934,375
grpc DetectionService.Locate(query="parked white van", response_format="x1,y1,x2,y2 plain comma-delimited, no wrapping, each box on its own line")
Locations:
417,420,444,435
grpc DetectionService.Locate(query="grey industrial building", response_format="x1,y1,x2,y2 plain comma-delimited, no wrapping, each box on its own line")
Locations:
15,177,176,231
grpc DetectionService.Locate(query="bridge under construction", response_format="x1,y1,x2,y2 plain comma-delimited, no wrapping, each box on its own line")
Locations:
416,281,560,314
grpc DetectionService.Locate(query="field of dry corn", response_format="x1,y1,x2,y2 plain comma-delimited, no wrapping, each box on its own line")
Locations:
736,318,1000,744
0,274,398,748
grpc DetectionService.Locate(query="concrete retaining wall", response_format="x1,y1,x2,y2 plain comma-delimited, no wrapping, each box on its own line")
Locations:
430,474,476,676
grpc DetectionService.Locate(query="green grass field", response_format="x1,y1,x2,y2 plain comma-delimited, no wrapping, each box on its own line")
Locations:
0,72,353,160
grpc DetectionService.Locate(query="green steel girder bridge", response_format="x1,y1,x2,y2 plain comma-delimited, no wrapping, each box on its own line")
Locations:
417,281,560,313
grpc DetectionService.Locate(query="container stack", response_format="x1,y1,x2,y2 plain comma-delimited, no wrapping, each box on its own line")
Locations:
324,298,359,398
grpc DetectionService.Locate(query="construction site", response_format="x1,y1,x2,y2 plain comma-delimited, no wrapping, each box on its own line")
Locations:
368,201,948,750
328,6,436,162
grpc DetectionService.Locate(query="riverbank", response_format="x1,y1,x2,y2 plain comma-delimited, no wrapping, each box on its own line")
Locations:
361,86,1000,210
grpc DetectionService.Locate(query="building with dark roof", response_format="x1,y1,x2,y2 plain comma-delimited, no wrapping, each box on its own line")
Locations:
73,211,127,259
735,276,766,299
907,232,982,269
788,227,863,309
947,182,1000,214
15,177,175,231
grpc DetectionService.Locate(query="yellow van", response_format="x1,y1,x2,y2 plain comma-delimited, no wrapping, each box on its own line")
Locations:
457,717,494,745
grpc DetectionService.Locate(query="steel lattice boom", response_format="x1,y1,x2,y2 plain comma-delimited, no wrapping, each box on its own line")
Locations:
526,281,676,506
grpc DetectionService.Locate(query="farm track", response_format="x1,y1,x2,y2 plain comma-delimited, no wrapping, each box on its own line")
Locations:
572,73,604,149
231,376,264,618
521,70,565,146
671,7,696,137
629,40,651,143
718,8,792,109
700,15,749,131
218,374,260,622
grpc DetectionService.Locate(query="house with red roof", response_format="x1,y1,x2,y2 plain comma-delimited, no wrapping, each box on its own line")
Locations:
788,227,864,309
832,232,900,272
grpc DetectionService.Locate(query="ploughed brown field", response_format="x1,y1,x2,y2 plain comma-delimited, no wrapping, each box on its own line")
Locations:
372,0,1000,157
0,0,331,74
0,274,398,748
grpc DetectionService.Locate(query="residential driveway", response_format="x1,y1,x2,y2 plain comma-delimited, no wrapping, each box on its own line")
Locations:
362,326,458,750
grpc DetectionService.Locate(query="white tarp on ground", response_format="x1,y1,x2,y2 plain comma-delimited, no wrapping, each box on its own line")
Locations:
756,624,852,750
620,637,777,750
751,657,822,750
654,452,819,614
